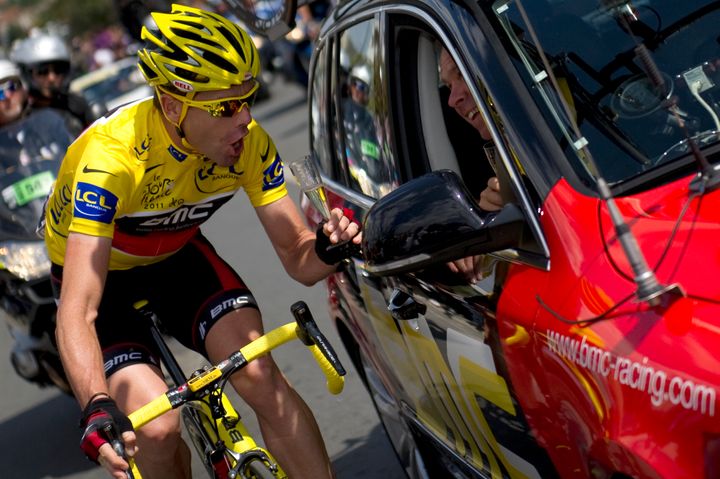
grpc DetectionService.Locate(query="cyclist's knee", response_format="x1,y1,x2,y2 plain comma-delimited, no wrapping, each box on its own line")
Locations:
233,355,289,405
136,408,183,456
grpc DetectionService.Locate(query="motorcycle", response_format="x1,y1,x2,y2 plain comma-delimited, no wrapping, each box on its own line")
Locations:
0,108,75,394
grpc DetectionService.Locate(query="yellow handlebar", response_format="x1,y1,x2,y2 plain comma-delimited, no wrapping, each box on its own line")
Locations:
128,321,344,431
128,394,173,429
239,322,344,395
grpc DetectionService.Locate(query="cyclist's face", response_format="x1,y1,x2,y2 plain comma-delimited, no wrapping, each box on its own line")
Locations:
439,49,491,140
183,82,255,167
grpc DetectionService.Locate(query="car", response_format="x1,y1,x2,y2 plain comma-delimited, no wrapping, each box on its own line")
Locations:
236,0,720,478
69,55,153,112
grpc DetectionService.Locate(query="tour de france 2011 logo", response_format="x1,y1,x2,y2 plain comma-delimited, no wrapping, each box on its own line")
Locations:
73,182,118,224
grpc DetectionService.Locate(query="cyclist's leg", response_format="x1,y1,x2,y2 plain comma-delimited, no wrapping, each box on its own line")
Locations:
51,263,192,479
205,310,333,479
153,232,334,479
108,362,191,479
97,269,192,479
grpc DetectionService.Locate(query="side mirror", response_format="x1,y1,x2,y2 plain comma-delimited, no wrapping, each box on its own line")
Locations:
222,0,297,40
362,170,525,276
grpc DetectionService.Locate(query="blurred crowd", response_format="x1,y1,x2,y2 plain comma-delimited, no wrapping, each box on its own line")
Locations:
0,0,334,134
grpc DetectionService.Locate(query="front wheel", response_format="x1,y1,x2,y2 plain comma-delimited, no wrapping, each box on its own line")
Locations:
243,458,276,479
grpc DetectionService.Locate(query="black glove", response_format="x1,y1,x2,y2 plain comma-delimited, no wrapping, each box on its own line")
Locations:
79,396,134,464
315,222,361,265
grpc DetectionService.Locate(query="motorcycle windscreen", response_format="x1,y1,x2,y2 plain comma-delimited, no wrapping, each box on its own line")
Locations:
0,109,74,240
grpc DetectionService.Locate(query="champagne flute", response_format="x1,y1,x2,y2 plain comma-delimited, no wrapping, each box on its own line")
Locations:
289,155,331,220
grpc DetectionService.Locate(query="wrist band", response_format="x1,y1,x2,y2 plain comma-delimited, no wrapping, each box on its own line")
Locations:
84,391,111,410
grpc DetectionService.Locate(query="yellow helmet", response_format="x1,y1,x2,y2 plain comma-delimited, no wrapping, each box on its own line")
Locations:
138,4,260,93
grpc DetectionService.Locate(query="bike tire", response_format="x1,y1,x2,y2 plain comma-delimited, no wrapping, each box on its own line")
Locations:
182,407,218,478
243,458,276,479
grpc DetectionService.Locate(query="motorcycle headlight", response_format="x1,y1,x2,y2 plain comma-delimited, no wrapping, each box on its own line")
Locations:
0,241,51,281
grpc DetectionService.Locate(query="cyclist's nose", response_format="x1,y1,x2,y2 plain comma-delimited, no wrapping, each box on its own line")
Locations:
234,104,252,125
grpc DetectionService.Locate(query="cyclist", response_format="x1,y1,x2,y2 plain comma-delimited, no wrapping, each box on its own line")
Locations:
43,5,360,479
10,32,99,132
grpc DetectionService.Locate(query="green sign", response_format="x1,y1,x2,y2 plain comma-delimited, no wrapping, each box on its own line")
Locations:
8,171,55,208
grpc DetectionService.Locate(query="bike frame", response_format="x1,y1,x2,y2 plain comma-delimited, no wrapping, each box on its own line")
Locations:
116,300,345,479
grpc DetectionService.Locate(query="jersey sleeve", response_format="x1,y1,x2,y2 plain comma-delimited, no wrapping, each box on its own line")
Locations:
68,133,133,238
241,121,288,207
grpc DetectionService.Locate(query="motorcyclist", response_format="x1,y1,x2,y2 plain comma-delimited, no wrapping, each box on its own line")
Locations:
0,59,29,128
10,33,99,133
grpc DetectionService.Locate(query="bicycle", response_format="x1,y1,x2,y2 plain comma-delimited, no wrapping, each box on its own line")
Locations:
104,299,346,479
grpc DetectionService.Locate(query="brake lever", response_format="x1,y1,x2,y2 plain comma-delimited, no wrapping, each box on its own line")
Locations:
291,301,346,376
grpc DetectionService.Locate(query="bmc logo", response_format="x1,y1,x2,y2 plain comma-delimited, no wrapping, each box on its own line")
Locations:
104,351,143,373
139,203,213,227
74,182,118,224
210,295,251,320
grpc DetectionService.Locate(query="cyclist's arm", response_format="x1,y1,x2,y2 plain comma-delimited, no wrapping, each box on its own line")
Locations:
255,195,358,286
55,232,112,405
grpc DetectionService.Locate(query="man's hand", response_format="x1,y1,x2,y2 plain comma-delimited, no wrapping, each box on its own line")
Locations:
447,255,484,283
80,396,137,479
315,208,362,265
478,177,503,212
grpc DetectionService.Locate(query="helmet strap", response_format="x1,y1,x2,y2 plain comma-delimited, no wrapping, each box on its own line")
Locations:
157,87,198,153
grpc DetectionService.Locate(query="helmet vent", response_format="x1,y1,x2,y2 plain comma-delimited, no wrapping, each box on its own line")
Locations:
218,25,246,63
201,49,238,75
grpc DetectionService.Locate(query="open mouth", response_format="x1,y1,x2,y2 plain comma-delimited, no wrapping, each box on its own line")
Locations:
467,107,479,121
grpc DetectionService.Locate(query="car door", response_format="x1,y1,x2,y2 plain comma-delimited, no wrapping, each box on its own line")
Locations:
355,4,565,477
310,1,559,477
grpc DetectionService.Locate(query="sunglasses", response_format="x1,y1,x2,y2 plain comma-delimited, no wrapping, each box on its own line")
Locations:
351,78,369,94
163,81,260,118
0,79,19,100
32,61,70,77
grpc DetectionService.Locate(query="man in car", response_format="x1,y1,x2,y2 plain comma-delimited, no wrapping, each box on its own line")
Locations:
439,47,504,281
11,33,98,132
44,5,360,479
439,47,503,212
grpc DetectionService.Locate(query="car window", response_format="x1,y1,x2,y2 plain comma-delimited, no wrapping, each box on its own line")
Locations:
334,19,399,198
310,41,336,179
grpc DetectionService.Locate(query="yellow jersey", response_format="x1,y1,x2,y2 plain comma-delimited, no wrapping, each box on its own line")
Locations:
44,98,287,270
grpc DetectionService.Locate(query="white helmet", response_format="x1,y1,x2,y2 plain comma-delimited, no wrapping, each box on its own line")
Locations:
10,34,71,67
350,64,371,85
0,59,20,80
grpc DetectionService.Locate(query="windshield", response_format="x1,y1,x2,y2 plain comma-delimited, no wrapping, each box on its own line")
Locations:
493,0,720,186
0,109,71,240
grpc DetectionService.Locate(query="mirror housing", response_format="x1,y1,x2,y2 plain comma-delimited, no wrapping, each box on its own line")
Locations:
222,0,297,40
362,170,525,276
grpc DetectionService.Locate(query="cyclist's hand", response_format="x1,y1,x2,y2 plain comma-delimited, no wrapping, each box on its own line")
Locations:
315,208,362,265
80,396,137,477
324,207,361,245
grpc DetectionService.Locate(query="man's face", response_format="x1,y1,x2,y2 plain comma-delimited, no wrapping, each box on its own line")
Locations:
350,77,369,105
0,77,26,126
439,49,492,140
180,81,256,167
31,61,69,97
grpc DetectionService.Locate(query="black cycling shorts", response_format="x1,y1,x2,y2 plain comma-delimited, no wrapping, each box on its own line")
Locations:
50,231,259,377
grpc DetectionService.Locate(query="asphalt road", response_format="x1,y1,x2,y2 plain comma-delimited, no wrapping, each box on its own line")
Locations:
0,79,405,479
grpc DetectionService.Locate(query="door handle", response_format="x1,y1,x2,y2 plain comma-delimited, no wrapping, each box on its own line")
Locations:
388,288,426,320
